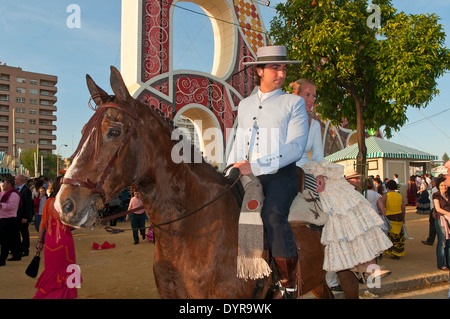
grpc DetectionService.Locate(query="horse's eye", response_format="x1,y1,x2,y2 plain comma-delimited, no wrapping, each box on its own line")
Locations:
108,129,121,138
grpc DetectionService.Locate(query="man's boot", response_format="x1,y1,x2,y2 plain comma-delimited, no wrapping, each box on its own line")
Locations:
272,256,298,299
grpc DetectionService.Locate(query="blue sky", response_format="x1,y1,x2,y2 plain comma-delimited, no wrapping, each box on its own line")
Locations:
0,0,449,162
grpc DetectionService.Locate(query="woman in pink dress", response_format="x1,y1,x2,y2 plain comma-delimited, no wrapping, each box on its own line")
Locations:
34,176,80,299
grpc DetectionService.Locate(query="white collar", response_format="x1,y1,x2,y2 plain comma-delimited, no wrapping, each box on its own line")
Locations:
257,88,280,102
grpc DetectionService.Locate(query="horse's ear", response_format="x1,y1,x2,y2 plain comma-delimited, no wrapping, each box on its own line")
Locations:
110,66,131,102
86,74,109,105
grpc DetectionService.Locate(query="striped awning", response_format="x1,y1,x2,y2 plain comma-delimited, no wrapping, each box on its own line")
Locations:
325,136,438,162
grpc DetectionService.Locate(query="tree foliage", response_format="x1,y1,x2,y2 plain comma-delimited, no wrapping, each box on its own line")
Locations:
270,0,450,184
21,148,59,179
443,152,449,163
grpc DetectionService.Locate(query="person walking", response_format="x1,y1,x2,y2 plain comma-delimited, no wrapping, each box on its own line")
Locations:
34,176,80,299
407,175,418,206
0,176,22,265
432,177,450,270
422,178,438,246
33,187,47,233
379,180,407,259
15,175,33,257
416,179,431,215
126,191,147,244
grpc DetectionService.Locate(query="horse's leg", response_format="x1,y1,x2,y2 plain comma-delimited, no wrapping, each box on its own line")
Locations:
311,280,334,299
336,270,359,299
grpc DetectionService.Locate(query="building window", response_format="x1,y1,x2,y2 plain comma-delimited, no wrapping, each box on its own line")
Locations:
15,128,25,134
29,140,36,145
16,97,25,104
29,129,37,135
16,77,26,83
15,108,25,114
30,89,38,95
29,119,36,125
30,79,38,85
16,138,25,144
16,88,26,93
29,109,37,115
15,118,25,124
30,99,37,105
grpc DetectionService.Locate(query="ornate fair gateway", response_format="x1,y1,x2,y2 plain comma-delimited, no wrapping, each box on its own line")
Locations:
120,0,368,170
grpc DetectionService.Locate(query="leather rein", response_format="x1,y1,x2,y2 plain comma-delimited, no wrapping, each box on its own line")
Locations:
100,175,242,230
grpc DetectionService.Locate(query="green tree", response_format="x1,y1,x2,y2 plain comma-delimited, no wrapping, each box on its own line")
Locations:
270,0,450,190
20,148,59,179
443,152,449,163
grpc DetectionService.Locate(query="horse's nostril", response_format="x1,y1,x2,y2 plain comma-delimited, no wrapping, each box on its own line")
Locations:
62,199,74,215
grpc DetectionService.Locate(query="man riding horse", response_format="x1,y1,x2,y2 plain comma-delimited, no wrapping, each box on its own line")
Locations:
227,45,308,298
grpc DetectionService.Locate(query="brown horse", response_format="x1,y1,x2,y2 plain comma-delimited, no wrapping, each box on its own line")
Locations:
55,66,358,299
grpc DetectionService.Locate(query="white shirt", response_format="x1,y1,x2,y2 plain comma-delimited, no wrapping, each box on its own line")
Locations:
364,189,381,213
296,118,324,168
227,88,309,176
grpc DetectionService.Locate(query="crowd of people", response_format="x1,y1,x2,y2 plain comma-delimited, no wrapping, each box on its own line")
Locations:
0,174,80,298
0,173,153,299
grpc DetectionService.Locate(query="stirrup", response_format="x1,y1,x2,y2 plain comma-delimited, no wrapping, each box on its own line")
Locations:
275,282,298,299
351,265,391,283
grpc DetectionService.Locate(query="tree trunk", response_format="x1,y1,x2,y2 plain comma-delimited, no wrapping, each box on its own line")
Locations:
355,98,367,194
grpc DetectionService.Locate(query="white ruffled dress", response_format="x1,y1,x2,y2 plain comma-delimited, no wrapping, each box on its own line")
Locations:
302,160,393,272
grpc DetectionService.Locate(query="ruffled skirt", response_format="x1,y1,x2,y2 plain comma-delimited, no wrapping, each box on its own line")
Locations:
302,161,393,272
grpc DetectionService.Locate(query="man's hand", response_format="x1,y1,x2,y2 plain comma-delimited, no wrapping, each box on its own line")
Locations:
233,161,252,175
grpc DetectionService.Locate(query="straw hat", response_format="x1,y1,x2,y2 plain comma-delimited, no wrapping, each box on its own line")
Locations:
243,45,302,66
345,167,362,180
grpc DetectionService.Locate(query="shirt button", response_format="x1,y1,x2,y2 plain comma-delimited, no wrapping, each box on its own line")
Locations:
259,106,262,109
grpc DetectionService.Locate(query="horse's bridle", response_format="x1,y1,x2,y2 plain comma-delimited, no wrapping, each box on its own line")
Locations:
62,100,242,229
63,102,137,203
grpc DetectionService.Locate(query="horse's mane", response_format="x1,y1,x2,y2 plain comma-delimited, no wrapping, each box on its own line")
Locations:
143,102,229,183
72,95,229,183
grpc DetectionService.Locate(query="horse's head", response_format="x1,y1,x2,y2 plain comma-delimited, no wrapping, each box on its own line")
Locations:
55,66,148,227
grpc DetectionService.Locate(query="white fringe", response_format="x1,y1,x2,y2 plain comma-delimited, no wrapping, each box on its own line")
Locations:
237,256,272,280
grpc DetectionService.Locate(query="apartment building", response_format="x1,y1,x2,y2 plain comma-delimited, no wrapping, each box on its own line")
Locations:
0,64,57,156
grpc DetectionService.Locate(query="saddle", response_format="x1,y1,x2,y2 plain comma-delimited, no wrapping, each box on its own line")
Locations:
229,166,305,206
228,167,326,226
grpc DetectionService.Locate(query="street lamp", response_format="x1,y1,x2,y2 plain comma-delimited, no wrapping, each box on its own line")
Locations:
57,144,68,177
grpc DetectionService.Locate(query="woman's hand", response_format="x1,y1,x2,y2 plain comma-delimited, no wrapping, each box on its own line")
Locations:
316,175,325,193
36,241,43,253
